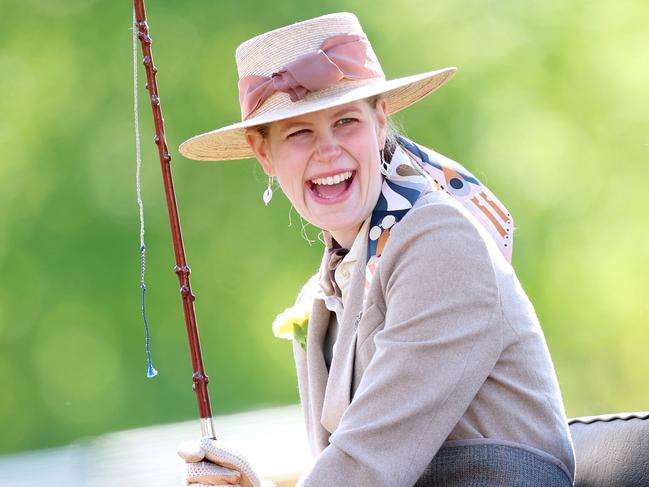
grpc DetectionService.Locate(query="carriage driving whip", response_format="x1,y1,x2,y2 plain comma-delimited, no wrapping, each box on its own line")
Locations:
132,0,216,440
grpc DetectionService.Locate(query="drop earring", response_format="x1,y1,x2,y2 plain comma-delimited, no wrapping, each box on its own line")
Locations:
263,176,273,206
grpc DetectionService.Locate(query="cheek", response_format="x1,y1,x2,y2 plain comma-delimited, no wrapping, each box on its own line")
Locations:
275,169,313,215
360,149,381,185
368,168,383,203
275,172,303,203
270,150,308,199
364,154,383,203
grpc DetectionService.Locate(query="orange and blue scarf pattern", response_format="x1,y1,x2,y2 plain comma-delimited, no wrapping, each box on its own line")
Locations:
365,137,513,296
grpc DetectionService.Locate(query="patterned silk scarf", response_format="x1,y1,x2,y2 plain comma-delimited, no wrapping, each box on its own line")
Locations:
364,136,513,296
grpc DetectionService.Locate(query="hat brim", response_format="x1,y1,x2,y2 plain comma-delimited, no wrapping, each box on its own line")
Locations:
179,66,456,161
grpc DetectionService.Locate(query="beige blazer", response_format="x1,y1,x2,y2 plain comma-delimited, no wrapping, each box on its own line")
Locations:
291,190,575,486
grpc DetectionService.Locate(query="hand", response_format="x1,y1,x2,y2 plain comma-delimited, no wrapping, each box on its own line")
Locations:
177,438,275,487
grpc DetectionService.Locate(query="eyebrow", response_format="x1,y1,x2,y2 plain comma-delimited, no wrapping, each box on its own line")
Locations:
279,107,363,132
331,107,362,119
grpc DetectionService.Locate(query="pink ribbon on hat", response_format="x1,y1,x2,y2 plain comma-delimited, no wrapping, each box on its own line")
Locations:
238,33,384,120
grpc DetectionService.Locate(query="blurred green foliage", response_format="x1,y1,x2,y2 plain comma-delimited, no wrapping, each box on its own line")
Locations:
0,0,647,454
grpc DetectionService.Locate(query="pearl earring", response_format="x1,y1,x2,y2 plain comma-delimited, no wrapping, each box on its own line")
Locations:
263,176,273,206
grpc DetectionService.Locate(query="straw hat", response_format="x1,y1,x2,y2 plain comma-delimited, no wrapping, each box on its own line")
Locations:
179,12,456,161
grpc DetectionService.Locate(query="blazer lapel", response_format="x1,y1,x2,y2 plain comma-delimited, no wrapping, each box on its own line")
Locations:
320,235,368,433
294,249,335,453
301,296,334,453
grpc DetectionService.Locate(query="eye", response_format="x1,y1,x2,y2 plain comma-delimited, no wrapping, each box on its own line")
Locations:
336,117,358,127
286,128,310,139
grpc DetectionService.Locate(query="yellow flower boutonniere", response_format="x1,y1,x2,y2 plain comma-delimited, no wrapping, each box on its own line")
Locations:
272,304,309,351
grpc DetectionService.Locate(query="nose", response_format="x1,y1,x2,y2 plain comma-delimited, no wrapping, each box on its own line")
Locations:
313,129,342,163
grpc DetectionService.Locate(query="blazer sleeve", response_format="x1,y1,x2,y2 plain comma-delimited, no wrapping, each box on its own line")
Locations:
297,200,504,486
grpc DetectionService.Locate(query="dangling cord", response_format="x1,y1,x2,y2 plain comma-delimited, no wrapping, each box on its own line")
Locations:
133,9,158,378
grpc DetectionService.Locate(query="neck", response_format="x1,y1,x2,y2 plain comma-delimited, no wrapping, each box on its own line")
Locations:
329,225,361,250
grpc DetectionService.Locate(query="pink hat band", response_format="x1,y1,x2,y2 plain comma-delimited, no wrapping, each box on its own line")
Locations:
237,33,385,120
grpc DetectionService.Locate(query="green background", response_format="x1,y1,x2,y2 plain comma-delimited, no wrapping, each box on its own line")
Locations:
0,0,647,455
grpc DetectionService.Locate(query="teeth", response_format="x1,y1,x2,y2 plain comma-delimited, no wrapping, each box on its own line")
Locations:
311,171,352,186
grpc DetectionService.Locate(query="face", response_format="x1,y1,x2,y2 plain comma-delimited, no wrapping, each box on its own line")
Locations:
246,99,388,248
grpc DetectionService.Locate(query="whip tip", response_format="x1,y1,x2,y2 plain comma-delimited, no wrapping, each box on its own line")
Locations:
147,364,159,378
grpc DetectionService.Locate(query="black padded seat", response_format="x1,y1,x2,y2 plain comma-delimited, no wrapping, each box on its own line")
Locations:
569,412,649,487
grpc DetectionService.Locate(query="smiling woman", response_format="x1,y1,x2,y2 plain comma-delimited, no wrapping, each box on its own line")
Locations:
176,12,575,487
246,100,387,248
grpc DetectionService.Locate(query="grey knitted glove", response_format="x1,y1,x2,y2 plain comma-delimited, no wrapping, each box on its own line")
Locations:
177,438,275,487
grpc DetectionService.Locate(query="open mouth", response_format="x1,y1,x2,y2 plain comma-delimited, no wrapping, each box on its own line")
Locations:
307,170,355,201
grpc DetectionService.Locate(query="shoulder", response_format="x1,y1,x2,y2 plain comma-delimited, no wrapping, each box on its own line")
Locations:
377,190,501,300
388,189,498,263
